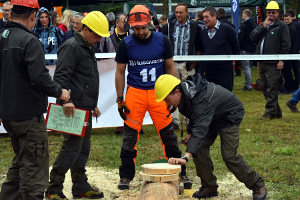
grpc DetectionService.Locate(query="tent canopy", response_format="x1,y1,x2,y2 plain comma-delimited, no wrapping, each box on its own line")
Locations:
181,0,283,7
0,0,284,8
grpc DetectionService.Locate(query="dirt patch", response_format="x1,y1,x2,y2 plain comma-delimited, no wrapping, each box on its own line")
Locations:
59,167,253,200
0,167,256,199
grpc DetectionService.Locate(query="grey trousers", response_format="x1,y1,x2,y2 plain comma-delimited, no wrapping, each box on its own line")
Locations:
0,116,49,200
193,125,265,190
46,114,93,196
260,62,282,116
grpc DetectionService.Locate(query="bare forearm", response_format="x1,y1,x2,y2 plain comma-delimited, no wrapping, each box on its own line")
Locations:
115,69,125,97
165,58,177,77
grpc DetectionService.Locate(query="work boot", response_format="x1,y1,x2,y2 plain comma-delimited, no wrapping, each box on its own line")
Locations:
180,175,192,189
286,101,298,112
192,186,218,199
45,192,68,200
253,186,267,200
261,113,275,120
118,178,131,190
73,188,104,199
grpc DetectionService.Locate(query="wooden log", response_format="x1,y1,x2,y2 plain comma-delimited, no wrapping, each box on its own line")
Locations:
138,181,179,200
139,172,178,182
139,163,180,200
141,163,181,175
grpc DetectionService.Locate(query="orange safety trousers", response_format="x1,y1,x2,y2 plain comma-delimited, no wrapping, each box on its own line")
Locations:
124,86,171,132
119,86,183,180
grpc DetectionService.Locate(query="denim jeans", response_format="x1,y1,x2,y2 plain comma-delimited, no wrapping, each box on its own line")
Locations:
290,88,300,105
241,51,252,89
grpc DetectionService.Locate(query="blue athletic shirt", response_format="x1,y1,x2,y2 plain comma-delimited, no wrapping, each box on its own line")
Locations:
115,31,173,89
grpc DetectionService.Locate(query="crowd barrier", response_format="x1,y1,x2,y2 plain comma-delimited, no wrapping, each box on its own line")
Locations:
1,53,299,133
44,53,300,61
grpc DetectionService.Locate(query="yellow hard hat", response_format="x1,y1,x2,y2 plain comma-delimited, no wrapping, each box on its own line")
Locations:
155,75,181,102
81,11,110,37
266,1,279,10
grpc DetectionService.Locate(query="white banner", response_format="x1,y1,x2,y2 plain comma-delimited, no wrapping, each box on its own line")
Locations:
0,59,153,133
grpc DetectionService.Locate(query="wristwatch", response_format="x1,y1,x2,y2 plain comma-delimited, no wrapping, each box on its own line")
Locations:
181,155,189,163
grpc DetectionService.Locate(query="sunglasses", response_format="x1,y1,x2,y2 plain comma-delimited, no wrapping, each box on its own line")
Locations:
266,11,277,15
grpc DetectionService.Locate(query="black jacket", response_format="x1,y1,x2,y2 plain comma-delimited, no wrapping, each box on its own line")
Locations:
54,32,99,110
0,19,5,33
178,74,244,155
62,30,75,43
0,22,62,120
218,16,235,29
250,18,290,63
238,18,256,53
292,19,300,52
287,22,298,54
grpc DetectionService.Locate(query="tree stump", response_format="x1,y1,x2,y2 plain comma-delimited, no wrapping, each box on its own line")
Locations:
138,163,181,200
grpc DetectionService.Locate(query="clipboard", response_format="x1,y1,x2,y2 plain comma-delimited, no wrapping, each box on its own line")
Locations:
45,103,90,137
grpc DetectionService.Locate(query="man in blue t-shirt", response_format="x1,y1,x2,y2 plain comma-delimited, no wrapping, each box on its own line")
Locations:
115,5,192,190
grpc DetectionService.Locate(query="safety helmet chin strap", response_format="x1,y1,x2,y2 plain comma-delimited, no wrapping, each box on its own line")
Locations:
128,11,152,26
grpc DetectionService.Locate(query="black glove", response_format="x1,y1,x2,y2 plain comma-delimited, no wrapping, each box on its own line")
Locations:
117,96,130,120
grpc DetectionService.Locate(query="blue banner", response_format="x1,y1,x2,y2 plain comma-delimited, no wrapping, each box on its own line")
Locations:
231,0,239,34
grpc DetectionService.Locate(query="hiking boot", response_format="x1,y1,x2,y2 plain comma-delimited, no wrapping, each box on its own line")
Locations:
73,188,104,199
118,178,131,190
180,175,192,189
253,186,267,200
45,193,68,200
192,186,218,199
261,113,275,120
286,101,298,112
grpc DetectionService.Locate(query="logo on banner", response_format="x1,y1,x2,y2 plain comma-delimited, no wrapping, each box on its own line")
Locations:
232,0,238,12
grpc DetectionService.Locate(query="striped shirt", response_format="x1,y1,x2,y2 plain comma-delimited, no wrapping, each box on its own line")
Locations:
173,19,190,55
206,20,221,39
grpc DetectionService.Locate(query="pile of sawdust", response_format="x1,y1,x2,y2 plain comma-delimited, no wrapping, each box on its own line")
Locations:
0,166,256,199
59,167,253,200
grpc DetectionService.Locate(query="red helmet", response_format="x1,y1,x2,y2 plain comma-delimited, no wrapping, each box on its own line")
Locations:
11,0,40,9
128,5,152,27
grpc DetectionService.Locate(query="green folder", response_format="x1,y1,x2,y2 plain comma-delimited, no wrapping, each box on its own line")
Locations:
46,103,90,137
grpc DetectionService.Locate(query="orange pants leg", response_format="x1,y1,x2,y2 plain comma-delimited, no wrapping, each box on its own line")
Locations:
119,87,147,180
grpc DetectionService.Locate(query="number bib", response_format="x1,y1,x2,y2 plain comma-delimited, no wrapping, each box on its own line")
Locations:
125,32,165,90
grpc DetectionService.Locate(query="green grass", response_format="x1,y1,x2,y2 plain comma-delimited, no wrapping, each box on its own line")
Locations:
0,69,300,199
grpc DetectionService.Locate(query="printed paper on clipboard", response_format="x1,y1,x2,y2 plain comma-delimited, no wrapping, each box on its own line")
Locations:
45,103,90,137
